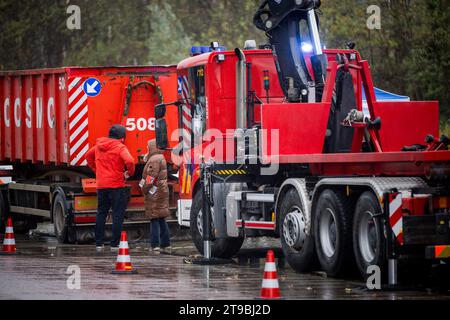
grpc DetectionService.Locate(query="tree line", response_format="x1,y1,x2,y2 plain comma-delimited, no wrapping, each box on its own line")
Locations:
0,0,448,123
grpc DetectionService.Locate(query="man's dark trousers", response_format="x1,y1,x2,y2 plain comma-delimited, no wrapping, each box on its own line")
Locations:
95,188,128,247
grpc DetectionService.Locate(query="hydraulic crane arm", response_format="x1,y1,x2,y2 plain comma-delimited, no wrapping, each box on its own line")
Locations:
254,0,355,153
254,0,327,102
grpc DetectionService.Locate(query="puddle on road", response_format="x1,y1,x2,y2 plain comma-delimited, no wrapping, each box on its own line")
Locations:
2,230,450,300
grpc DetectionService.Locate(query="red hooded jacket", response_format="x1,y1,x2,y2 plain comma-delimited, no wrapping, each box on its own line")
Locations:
86,138,135,189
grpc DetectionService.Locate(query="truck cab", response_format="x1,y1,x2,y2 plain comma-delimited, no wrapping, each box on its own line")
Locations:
166,46,285,227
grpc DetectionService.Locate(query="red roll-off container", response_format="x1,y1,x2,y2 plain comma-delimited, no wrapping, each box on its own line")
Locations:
0,66,178,167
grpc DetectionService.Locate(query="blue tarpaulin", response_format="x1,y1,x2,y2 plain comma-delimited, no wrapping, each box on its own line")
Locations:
362,87,410,116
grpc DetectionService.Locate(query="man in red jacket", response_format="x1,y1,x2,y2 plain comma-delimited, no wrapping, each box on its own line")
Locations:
86,125,135,250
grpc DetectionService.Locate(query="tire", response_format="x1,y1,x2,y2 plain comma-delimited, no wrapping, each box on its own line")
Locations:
190,191,244,258
353,191,386,279
314,189,355,277
12,219,37,234
279,189,316,272
67,222,78,244
0,190,37,233
53,193,73,244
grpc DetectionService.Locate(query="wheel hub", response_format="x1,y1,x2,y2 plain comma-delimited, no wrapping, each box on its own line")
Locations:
319,208,337,258
358,210,378,263
282,206,307,250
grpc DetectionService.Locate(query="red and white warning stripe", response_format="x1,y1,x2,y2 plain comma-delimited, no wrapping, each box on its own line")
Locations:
116,254,131,263
3,238,15,246
119,241,129,250
180,75,190,101
4,225,15,244
236,220,276,231
68,77,89,166
113,232,134,272
260,250,281,299
389,193,404,245
180,76,192,149
5,226,14,234
262,261,279,288
2,218,16,253
182,104,192,149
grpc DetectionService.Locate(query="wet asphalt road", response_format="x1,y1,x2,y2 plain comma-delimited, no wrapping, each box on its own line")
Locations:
1,228,450,300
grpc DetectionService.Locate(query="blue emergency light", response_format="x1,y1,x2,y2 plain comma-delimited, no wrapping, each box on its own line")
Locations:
190,45,226,56
190,46,203,56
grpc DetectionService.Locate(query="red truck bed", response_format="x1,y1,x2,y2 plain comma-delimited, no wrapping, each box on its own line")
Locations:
266,150,450,176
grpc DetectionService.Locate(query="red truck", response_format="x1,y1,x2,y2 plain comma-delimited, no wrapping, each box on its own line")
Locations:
154,0,450,284
0,66,180,243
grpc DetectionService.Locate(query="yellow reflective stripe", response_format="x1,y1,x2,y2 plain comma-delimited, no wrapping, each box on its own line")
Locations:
214,169,247,175
181,169,187,194
186,172,191,195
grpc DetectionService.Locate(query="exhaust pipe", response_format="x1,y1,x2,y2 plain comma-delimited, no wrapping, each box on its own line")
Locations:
235,48,247,129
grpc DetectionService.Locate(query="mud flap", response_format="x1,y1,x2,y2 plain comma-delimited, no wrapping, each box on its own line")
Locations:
212,183,246,239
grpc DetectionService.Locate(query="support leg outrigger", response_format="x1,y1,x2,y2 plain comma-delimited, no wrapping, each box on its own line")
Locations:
202,159,213,259
192,158,234,265
384,190,399,290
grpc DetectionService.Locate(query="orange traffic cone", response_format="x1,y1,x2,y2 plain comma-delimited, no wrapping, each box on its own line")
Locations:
111,231,137,274
260,250,281,299
1,217,17,255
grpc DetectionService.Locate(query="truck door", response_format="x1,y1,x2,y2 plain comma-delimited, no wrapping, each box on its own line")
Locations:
179,66,206,151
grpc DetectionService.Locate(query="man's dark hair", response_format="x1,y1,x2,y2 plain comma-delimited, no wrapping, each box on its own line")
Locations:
109,125,126,140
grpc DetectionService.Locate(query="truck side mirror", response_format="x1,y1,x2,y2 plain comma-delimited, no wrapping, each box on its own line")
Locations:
154,101,181,149
154,103,168,149
155,103,167,120
155,118,168,150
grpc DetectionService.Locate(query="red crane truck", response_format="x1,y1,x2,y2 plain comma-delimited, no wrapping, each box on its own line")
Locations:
154,0,450,284
0,65,180,243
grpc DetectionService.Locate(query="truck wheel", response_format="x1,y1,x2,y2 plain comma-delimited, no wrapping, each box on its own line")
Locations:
190,191,244,258
67,223,78,244
353,191,386,279
279,189,316,272
53,193,73,244
1,188,37,234
12,219,37,234
314,189,355,277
